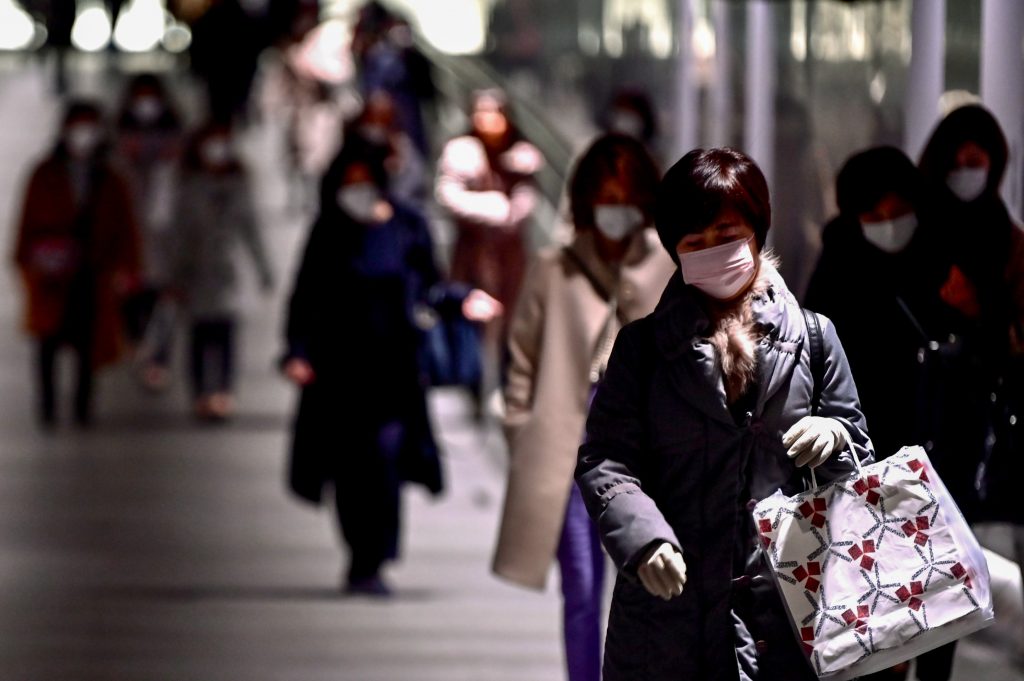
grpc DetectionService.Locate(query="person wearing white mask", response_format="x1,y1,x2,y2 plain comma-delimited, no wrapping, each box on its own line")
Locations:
575,147,873,681
115,74,185,391
493,134,673,681
169,121,273,421
12,100,142,428
808,145,996,681
918,107,1024,681
281,145,501,596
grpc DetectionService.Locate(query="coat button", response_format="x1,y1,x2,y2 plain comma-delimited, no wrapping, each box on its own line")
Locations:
755,640,769,653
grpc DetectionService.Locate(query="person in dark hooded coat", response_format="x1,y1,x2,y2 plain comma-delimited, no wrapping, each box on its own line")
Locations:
280,140,501,595
575,148,873,681
805,146,988,681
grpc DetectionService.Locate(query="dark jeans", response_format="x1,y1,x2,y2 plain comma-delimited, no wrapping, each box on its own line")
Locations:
38,335,93,425
557,482,606,681
189,319,234,398
335,420,403,583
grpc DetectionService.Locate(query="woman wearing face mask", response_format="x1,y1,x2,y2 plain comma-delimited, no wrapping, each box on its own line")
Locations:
115,73,184,391
575,148,873,681
919,107,1024,663
805,148,988,681
492,134,673,681
435,88,543,417
170,122,274,421
281,140,501,595
12,100,142,428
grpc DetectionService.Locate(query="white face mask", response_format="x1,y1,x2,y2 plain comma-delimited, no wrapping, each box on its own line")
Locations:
359,124,389,146
201,139,232,167
593,204,644,242
609,109,644,139
131,96,163,124
861,212,917,254
337,182,382,222
678,236,758,300
946,167,988,203
66,125,101,158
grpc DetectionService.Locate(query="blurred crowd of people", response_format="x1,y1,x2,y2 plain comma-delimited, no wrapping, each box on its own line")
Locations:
9,1,1024,680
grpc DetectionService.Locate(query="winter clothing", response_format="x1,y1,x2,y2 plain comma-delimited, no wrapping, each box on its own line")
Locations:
171,170,272,319
283,197,449,579
575,257,873,681
13,153,141,370
493,227,675,588
435,134,540,321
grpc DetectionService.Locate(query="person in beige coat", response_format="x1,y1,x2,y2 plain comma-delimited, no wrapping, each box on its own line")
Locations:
492,134,675,681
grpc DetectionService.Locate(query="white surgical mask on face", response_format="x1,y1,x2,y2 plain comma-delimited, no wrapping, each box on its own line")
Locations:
131,96,163,124
946,167,988,203
359,124,389,145
609,109,644,139
593,204,644,241
861,212,918,254
337,182,382,222
677,236,757,300
66,125,101,158
201,139,232,167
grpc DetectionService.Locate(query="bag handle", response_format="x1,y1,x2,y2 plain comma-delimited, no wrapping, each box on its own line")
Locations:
801,307,861,489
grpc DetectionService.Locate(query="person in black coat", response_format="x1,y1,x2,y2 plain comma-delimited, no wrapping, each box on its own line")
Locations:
804,146,985,681
280,141,500,595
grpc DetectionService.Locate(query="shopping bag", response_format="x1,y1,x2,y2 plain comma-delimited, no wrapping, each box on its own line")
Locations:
752,446,994,680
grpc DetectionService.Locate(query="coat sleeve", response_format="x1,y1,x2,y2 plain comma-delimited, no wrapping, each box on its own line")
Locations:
575,321,682,575
812,312,876,480
282,219,326,363
235,174,273,288
12,165,44,270
435,138,513,229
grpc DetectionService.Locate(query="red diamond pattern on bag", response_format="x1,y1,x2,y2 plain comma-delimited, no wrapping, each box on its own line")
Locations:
758,518,773,549
896,581,925,610
951,562,973,589
908,459,930,483
901,516,930,546
793,561,822,592
841,604,871,633
800,626,815,657
848,540,877,570
798,497,828,529
853,475,882,505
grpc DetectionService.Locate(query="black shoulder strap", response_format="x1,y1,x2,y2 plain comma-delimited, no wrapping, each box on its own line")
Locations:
562,245,611,300
802,307,825,415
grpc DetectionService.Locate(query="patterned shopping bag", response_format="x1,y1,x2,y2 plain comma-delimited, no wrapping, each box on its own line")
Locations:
753,446,994,680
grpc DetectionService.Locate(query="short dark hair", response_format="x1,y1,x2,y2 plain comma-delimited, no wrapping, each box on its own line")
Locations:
654,147,771,257
61,99,102,128
569,133,660,233
835,146,921,217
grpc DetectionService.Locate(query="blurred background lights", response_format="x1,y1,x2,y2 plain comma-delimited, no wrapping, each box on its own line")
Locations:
113,0,167,52
161,20,192,53
71,2,113,52
0,0,37,51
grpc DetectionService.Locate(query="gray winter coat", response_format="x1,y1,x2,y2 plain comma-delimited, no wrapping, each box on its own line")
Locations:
576,262,874,681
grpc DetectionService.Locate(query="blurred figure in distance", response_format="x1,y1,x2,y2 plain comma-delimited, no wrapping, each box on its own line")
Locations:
12,100,142,428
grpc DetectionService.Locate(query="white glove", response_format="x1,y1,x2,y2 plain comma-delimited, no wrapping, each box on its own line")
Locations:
637,542,687,601
782,416,849,468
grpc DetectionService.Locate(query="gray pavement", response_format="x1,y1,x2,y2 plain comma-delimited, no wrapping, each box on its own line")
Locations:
0,57,1020,681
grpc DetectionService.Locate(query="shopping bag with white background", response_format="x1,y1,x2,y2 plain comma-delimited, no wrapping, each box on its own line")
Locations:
753,446,994,680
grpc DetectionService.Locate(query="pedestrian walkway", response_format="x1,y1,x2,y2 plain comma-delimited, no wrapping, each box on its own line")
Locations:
0,56,1020,681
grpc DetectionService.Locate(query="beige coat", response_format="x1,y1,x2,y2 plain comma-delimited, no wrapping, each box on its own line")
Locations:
492,227,675,589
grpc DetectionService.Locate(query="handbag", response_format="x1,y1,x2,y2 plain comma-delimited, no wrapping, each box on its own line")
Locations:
415,299,482,390
758,312,995,679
